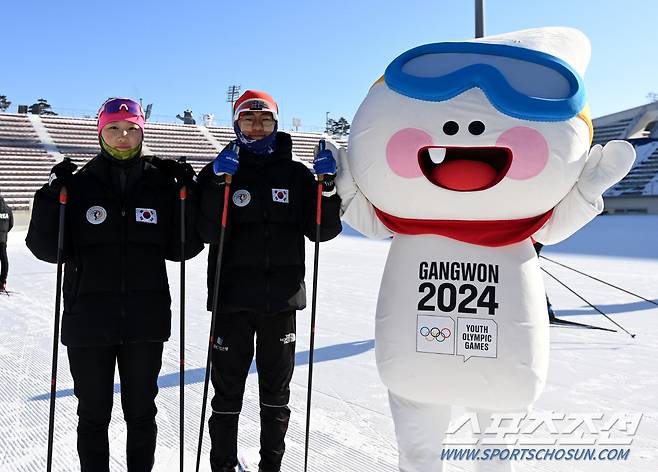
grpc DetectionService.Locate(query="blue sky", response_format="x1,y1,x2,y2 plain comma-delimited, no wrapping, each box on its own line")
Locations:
4,0,657,131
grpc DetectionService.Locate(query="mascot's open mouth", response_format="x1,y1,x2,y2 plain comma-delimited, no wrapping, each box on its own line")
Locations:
418,146,512,192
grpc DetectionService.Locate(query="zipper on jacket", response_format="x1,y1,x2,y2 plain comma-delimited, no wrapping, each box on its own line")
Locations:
263,187,271,313
120,202,127,344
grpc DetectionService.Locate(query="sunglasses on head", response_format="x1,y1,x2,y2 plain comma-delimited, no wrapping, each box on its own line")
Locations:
99,98,144,117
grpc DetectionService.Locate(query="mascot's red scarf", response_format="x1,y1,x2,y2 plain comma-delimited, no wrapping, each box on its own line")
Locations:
374,207,553,247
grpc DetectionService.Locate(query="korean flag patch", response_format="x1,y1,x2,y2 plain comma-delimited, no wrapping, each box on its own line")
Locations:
272,188,289,203
136,208,157,224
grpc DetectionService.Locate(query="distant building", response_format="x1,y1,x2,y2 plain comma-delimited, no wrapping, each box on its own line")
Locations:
594,101,658,214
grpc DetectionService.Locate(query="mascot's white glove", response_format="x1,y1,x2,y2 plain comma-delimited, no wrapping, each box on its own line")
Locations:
321,138,358,213
577,140,636,204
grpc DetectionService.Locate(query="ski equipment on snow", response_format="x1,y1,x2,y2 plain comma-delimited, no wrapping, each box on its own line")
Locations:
549,313,617,332
304,139,326,472
179,156,187,472
196,144,239,472
237,447,260,472
46,185,68,472
540,254,658,307
542,267,636,338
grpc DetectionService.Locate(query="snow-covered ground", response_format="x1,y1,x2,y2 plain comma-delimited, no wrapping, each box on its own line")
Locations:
1,215,657,471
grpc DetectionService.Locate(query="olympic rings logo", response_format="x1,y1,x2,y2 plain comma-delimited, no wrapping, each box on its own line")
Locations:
419,326,452,342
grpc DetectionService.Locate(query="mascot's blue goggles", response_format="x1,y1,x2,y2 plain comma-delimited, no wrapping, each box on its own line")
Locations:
384,42,585,122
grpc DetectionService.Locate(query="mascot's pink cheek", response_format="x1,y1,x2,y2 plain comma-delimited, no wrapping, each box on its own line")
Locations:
496,127,549,180
386,128,432,178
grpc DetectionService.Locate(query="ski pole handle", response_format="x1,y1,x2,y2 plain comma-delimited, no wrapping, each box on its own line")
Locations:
178,156,188,200
221,143,239,224
225,143,240,185
317,140,326,182
59,186,68,205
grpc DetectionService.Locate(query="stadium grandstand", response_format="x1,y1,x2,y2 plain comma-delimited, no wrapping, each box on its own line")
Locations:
0,112,345,219
594,101,658,214
2,102,658,218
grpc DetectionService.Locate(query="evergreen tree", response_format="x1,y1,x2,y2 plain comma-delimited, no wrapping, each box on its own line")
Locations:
0,95,11,112
328,116,351,137
29,98,58,116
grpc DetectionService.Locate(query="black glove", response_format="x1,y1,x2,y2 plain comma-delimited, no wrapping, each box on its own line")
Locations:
48,158,77,193
321,173,335,192
149,156,197,189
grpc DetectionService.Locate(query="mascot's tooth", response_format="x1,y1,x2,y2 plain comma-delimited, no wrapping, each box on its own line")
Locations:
428,147,447,164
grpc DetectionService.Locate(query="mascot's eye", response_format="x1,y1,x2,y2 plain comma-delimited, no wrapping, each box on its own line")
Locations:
443,121,459,135
468,121,485,135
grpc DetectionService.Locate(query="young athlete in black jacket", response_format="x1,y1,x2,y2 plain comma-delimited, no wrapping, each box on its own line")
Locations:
0,194,13,291
196,90,342,472
26,98,203,472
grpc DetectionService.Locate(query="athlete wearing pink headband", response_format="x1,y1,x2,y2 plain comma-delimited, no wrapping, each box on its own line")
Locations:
97,97,145,134
27,95,203,472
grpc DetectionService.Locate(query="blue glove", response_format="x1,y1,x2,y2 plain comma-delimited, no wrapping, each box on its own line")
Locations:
213,144,240,176
313,148,337,175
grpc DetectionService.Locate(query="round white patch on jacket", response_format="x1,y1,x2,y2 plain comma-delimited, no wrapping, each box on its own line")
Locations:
232,189,251,207
86,206,107,225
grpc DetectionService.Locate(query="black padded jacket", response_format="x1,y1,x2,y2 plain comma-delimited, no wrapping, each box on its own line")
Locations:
196,132,342,315
26,154,204,346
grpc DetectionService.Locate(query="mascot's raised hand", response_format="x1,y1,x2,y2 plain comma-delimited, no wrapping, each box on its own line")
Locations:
322,138,358,214
578,140,636,203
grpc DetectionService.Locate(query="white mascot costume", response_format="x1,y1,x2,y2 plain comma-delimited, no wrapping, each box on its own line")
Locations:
330,28,635,471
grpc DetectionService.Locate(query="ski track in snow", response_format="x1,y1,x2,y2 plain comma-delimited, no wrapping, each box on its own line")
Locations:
1,215,657,471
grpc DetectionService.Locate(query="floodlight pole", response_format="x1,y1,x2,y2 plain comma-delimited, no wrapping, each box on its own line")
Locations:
226,85,241,120
475,0,485,38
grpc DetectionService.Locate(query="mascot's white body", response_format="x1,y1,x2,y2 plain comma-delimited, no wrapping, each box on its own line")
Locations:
331,28,635,472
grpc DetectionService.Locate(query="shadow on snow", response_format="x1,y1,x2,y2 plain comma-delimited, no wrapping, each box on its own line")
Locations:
29,339,375,401
554,299,658,317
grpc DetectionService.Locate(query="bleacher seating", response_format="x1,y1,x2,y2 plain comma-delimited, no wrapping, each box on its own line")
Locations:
592,117,636,146
5,101,658,211
0,114,54,210
0,113,346,211
606,141,658,196
594,101,658,197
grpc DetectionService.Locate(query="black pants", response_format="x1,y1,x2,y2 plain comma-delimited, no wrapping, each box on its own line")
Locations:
209,311,296,472
67,342,164,472
0,242,7,285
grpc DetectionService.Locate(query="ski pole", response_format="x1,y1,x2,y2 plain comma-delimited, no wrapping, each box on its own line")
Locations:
178,156,187,472
540,255,658,307
196,144,238,472
304,139,326,472
46,185,68,472
541,267,636,338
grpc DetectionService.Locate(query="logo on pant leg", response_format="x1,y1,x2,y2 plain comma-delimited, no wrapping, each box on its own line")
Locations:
280,333,296,344
213,337,229,351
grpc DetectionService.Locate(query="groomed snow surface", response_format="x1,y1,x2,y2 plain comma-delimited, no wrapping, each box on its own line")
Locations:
1,215,657,471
